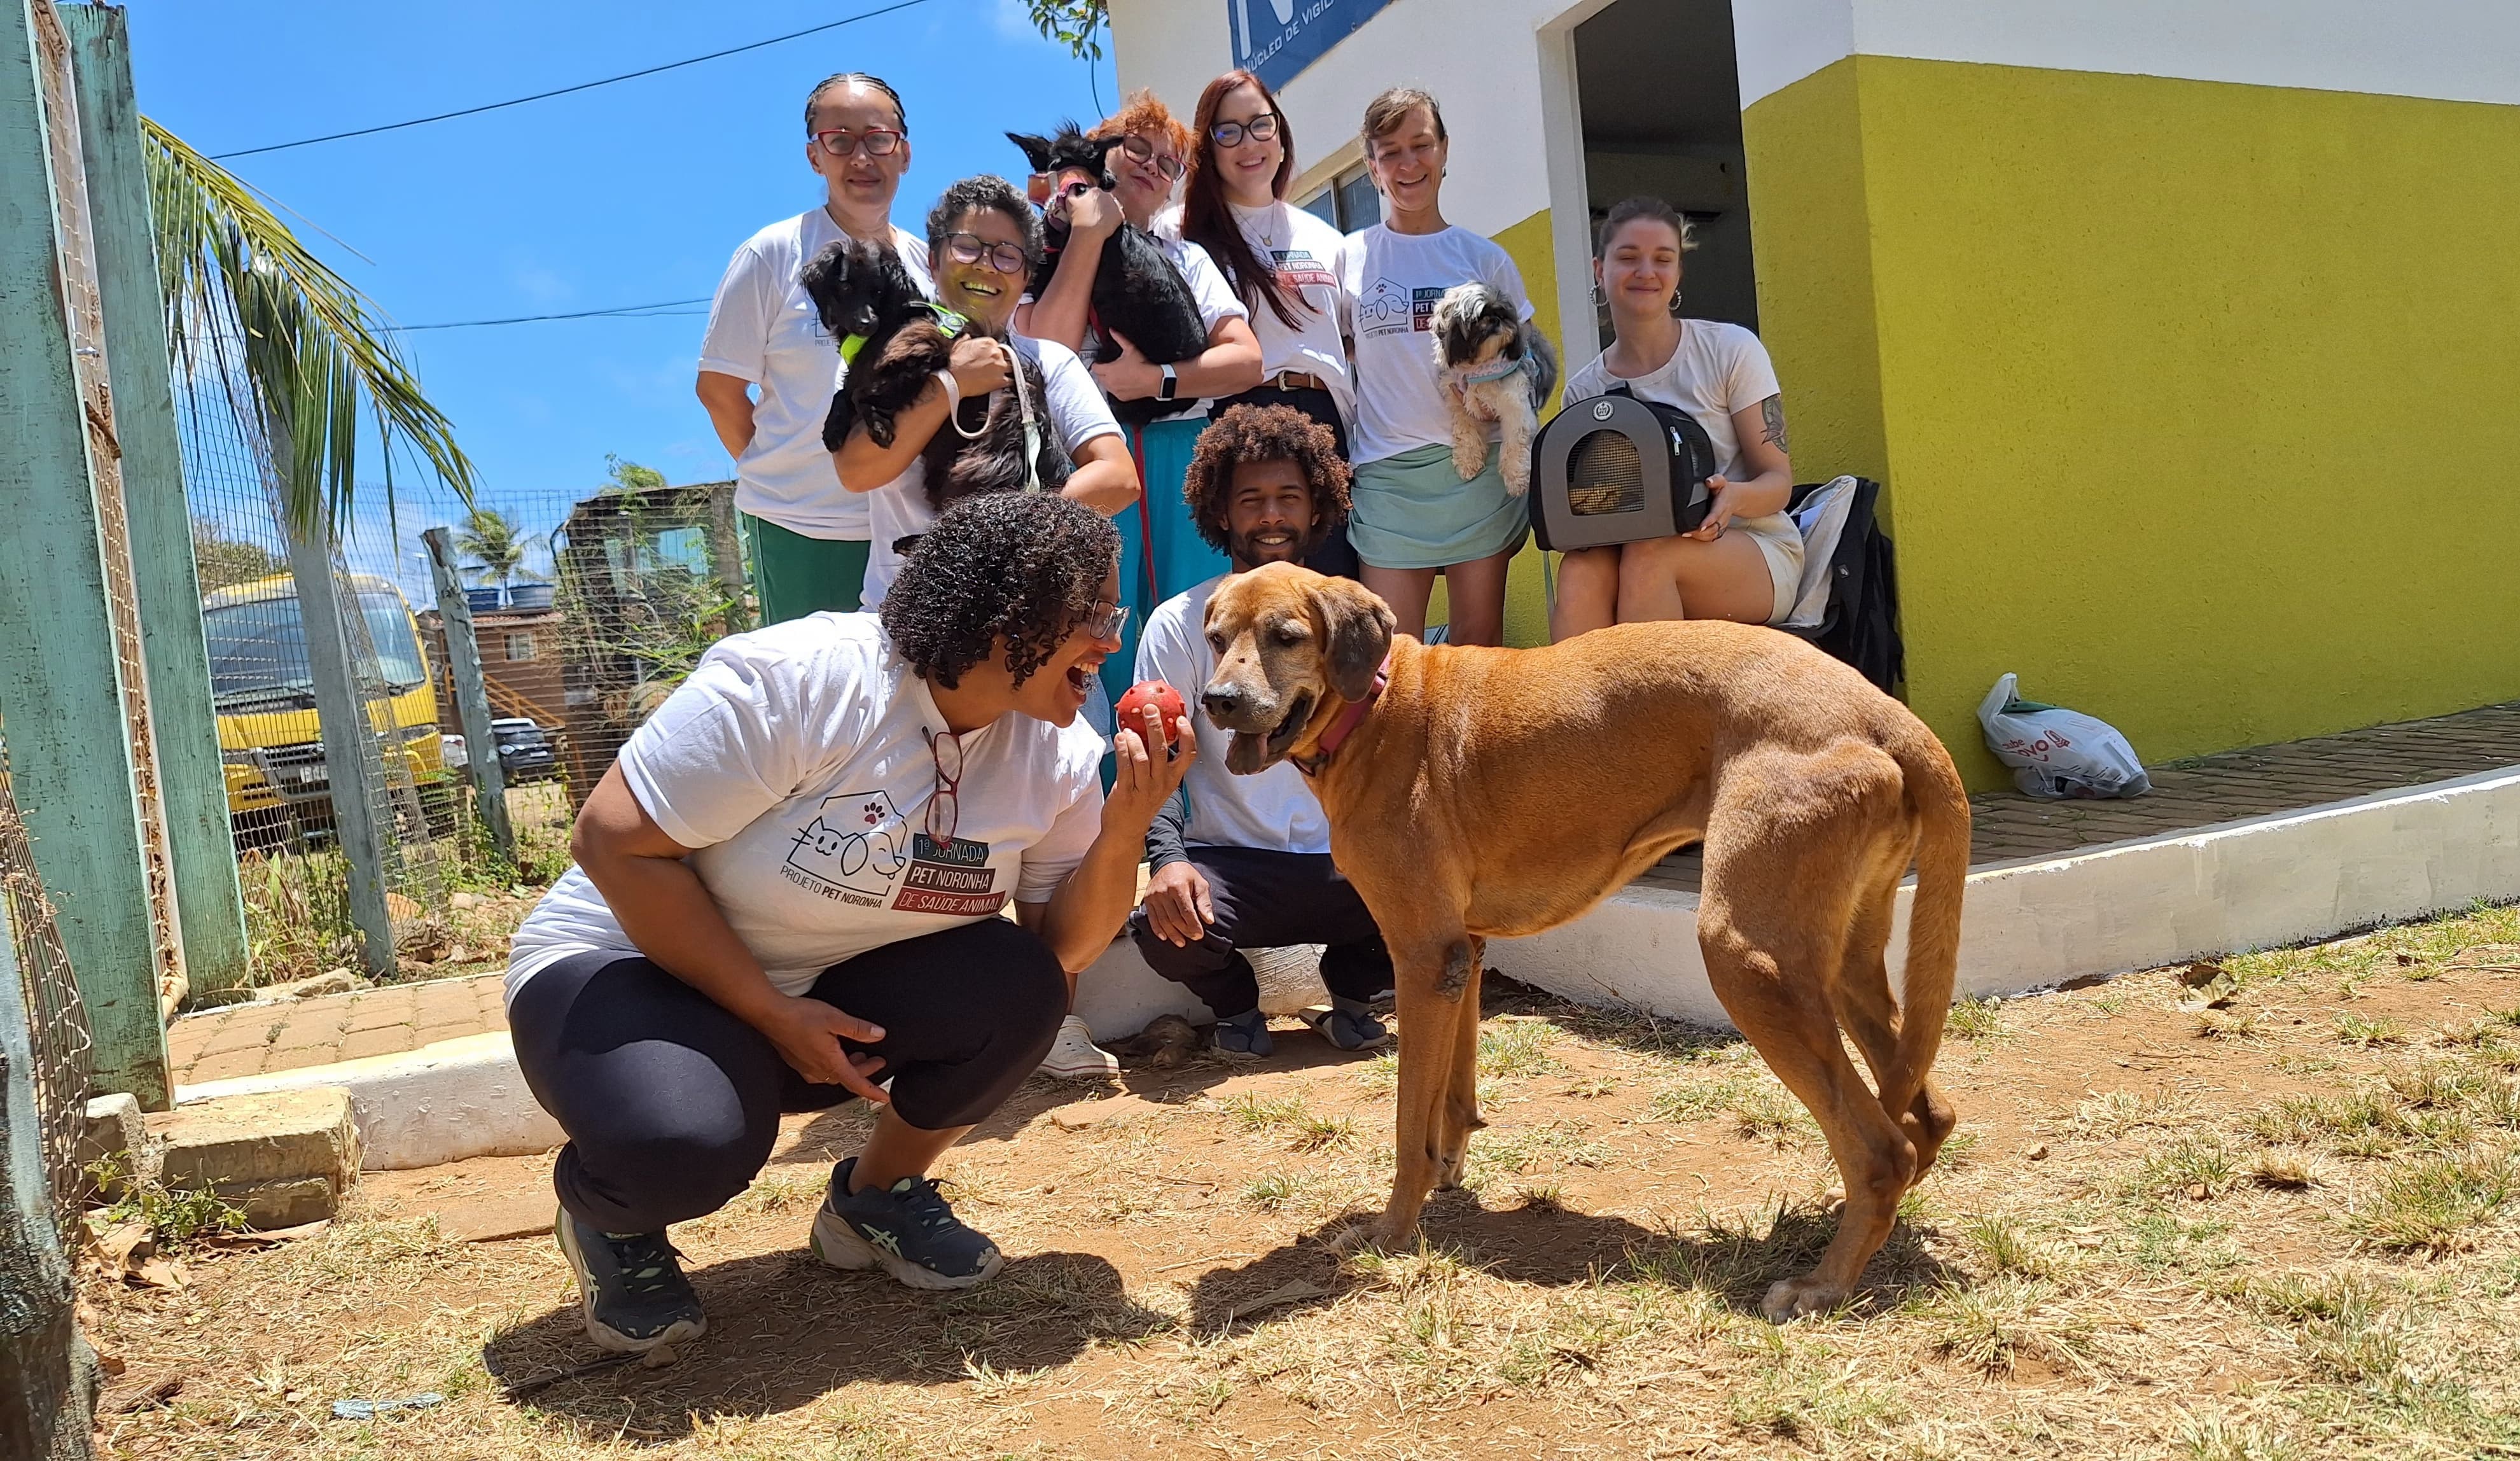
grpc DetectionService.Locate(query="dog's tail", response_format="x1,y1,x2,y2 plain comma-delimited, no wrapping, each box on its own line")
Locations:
1884,730,1970,1116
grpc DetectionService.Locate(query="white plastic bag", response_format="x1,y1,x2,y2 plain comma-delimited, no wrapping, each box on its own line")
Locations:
1976,673,2151,800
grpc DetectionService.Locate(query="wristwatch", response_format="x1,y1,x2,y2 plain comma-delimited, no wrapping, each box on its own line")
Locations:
1158,363,1179,402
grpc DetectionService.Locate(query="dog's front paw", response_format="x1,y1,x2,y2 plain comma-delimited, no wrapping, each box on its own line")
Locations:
1760,1275,1849,1324
1328,1215,1412,1255
865,410,896,449
1498,452,1531,497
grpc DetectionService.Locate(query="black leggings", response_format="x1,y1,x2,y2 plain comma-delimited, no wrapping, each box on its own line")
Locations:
1208,385,1358,580
508,919,1066,1234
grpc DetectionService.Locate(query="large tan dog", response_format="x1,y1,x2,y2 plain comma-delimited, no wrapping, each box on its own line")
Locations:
1199,564,1970,1321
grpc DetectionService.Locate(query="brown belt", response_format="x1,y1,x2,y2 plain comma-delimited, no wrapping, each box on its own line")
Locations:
1258,370,1330,393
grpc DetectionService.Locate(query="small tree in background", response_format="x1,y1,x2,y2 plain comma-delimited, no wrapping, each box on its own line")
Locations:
1024,1,1106,59
451,507,543,590
189,524,287,592
606,455,667,493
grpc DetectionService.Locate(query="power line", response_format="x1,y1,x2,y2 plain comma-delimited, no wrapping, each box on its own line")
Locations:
209,0,941,161
387,298,711,332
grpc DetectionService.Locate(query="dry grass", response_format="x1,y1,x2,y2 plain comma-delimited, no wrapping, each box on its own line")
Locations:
86,903,2520,1460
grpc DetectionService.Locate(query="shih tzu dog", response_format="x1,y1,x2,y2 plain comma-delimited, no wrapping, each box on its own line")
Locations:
1430,283,1561,495
1008,122,1209,427
803,237,1071,513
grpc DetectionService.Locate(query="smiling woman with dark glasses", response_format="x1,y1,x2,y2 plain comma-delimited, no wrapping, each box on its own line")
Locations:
506,492,1188,1357
697,72,927,626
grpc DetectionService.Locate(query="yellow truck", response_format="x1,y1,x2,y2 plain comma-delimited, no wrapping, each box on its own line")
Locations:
204,572,451,844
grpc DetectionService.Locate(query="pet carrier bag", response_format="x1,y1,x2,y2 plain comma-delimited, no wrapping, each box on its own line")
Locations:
1528,384,1718,552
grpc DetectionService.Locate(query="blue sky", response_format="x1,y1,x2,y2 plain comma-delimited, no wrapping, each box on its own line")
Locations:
130,0,1118,583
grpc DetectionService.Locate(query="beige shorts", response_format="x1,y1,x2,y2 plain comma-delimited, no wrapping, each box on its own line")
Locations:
1733,513,1806,625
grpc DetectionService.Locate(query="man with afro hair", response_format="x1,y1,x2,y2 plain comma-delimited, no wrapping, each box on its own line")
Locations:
1128,405,1392,1055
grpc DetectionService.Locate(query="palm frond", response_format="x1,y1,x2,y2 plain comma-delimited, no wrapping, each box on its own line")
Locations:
143,117,474,534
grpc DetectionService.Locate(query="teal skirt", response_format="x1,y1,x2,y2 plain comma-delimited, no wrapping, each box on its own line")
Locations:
1348,442,1530,571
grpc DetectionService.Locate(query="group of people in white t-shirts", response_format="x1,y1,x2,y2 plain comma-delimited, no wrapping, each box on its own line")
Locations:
512,66,1809,1358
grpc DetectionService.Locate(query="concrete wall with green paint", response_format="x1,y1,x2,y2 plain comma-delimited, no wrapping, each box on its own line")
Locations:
1749,56,2520,787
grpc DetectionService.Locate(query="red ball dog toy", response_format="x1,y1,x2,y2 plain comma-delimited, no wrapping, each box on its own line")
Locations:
1115,680,1187,757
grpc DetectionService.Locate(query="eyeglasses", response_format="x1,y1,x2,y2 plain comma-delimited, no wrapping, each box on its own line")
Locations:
1117,133,1184,181
1209,113,1280,150
924,729,963,846
812,127,905,158
940,232,1029,275
1077,599,1128,641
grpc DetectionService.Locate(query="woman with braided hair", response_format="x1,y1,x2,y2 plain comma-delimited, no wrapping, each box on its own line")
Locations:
507,493,1190,1355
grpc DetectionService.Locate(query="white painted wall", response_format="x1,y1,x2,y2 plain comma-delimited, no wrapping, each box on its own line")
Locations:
1736,0,2520,108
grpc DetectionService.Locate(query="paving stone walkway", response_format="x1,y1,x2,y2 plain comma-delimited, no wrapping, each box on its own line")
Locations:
176,701,2520,1085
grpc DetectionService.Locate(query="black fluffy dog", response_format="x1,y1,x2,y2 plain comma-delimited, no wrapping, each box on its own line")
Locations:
803,237,1072,513
1008,122,1209,426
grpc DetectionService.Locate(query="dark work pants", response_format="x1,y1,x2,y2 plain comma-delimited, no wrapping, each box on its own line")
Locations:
1208,385,1359,579
508,919,1066,1234
1128,846,1392,1018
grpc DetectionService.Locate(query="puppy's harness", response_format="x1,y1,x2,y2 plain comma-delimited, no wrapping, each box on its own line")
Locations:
838,301,969,366
1291,655,1392,779
1454,354,1535,388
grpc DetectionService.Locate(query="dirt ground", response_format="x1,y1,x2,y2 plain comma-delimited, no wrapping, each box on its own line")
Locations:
85,904,2520,1459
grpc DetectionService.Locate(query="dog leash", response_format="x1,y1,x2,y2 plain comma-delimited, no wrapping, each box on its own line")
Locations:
1291,654,1392,779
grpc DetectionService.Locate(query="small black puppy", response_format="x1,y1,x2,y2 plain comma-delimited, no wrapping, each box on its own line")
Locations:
1008,122,1209,426
802,237,1071,512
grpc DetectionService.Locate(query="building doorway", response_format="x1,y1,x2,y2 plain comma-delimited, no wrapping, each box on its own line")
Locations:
1571,0,1758,342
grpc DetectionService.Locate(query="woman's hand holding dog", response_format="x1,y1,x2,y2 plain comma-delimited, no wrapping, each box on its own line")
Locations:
1140,860,1215,947
1686,474,1741,541
948,335,1013,398
1090,332,1160,401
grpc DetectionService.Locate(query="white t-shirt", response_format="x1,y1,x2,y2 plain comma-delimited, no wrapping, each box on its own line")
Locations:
1339,224,1533,466
857,334,1124,609
1561,321,1782,485
506,614,1104,1001
1137,573,1328,856
698,212,930,539
1160,202,1354,427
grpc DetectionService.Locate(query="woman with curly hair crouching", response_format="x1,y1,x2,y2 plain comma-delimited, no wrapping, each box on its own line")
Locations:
505,494,1190,1355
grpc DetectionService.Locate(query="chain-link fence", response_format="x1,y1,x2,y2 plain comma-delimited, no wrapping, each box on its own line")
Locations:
0,760,97,1250
176,358,451,985
397,478,748,821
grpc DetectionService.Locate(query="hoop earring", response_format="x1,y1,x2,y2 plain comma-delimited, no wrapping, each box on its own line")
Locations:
1590,280,1605,308
1669,291,1685,318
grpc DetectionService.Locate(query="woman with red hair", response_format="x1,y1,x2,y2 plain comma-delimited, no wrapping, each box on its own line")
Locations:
1017,90,1260,412
1170,69,1360,577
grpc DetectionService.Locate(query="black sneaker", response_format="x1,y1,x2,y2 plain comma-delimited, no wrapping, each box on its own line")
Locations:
809,1157,1005,1290
554,1208,705,1353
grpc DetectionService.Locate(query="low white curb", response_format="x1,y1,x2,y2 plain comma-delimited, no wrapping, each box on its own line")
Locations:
1502,765,2520,1025
177,1031,564,1172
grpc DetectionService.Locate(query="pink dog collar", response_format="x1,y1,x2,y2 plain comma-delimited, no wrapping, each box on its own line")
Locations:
1293,655,1391,778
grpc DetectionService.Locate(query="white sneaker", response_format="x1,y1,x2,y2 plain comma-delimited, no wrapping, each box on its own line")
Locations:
1038,1014,1120,1080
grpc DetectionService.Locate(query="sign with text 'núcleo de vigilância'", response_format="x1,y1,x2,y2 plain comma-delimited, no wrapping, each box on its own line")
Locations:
1230,0,1395,92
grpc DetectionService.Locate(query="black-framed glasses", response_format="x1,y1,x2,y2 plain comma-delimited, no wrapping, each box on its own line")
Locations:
812,127,905,158
940,232,1029,275
1210,113,1281,150
1077,599,1128,641
1117,132,1185,181
925,729,964,845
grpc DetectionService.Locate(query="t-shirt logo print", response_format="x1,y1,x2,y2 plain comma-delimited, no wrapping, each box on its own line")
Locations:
1358,277,1414,335
784,790,910,904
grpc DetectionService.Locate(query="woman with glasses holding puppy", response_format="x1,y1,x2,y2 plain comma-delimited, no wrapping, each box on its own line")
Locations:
833,176,1140,611
508,492,1191,1356
1171,69,1360,577
1017,90,1262,410
1339,87,1538,647
1549,197,1802,640
697,73,928,622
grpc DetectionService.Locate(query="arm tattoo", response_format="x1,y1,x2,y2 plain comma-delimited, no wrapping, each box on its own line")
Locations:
1759,394,1789,453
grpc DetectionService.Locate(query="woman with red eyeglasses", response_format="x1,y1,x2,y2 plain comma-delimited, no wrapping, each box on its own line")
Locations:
1016,90,1261,409
697,73,927,624
507,493,1190,1356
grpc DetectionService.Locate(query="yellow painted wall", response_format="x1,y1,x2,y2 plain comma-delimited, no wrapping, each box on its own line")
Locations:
1749,57,2520,786
1491,206,1563,648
